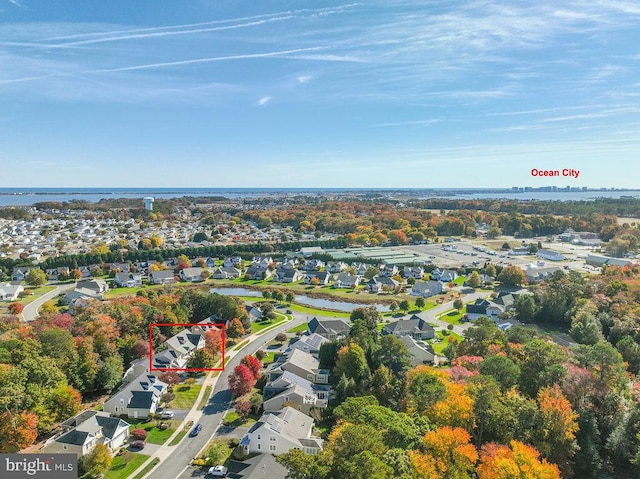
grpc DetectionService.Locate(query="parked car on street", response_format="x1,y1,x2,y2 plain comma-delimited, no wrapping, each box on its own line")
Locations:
207,465,228,477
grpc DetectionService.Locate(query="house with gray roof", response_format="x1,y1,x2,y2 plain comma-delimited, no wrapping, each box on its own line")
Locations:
226,454,288,479
366,275,399,293
263,370,331,414
307,317,350,340
400,335,439,366
103,372,167,419
266,349,329,385
286,333,329,357
148,269,175,285
410,280,443,298
42,411,130,458
114,272,143,288
180,267,205,282
382,317,435,340
240,407,323,456
333,272,360,289
211,266,242,279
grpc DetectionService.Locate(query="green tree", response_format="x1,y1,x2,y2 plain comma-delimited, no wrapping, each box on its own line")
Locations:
399,300,410,312
81,444,113,478
453,298,463,311
334,343,370,385
415,297,425,309
226,318,245,339
570,302,604,345
519,339,566,397
364,267,380,280
95,356,124,393
373,335,411,374
514,294,537,322
467,271,482,288
478,355,520,392
25,268,47,287
497,265,526,287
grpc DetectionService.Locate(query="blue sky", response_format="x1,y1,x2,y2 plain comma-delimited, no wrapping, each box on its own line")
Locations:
1,0,639,188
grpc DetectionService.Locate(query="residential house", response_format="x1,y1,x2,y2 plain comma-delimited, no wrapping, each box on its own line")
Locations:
266,349,329,384
114,272,143,288
108,262,131,274
466,293,516,320
0,283,24,301
333,272,360,289
404,266,425,279
302,259,325,271
211,266,242,279
326,261,347,273
148,270,175,285
76,279,109,295
410,280,443,298
152,324,207,370
11,267,35,282
431,269,458,282
525,266,563,283
103,372,168,419
223,256,243,268
180,267,205,282
400,335,439,366
307,318,351,340
274,268,304,283
244,264,272,280
353,263,369,276
380,264,398,277
46,266,70,281
240,407,323,456
383,316,435,340
286,333,329,357
508,247,530,256
225,454,288,479
466,298,493,320
467,273,494,287
366,275,399,293
263,370,331,414
303,271,331,285
42,411,130,458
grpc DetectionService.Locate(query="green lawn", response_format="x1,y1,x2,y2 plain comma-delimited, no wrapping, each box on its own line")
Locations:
127,419,177,445
431,330,464,355
104,453,149,479
284,302,352,318
169,421,193,446
223,411,258,428
286,323,308,334
198,385,212,410
261,351,278,364
437,308,465,325
19,285,57,306
251,316,287,333
131,458,159,479
170,384,203,409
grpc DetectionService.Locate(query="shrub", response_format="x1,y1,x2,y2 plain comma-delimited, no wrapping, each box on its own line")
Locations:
131,428,148,441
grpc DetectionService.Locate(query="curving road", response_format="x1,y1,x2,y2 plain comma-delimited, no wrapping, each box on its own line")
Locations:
22,283,75,322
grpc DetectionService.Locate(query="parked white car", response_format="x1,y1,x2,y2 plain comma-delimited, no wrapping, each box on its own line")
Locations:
207,465,228,477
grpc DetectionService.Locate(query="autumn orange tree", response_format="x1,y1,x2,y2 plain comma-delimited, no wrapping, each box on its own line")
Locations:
0,410,38,452
409,426,478,479
477,441,561,479
204,328,223,357
404,366,473,429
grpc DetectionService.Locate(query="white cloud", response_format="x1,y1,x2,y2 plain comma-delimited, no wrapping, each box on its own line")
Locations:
258,96,271,106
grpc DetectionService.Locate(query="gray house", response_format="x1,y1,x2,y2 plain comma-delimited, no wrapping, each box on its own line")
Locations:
382,317,435,340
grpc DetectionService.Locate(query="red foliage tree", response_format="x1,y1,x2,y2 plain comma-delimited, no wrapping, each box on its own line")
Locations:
228,364,256,397
131,428,148,441
235,400,252,418
240,355,262,380
159,371,181,385
205,328,223,356
0,411,38,452
8,302,23,315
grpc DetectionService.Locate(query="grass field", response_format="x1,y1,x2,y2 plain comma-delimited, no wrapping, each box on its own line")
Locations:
131,458,159,479
223,411,258,428
437,308,465,325
127,419,177,445
431,330,464,355
286,323,308,334
170,384,203,409
251,315,287,333
169,421,193,446
104,453,150,479
198,385,212,410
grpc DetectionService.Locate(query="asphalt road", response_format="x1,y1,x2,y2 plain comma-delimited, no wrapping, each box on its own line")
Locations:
22,282,75,322
153,313,308,479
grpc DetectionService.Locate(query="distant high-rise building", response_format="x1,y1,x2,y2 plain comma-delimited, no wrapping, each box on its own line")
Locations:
143,197,154,211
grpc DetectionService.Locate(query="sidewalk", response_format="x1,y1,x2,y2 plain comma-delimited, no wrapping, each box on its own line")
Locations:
126,314,293,479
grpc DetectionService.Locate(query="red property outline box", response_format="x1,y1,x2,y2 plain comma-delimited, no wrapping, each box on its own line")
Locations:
149,323,226,372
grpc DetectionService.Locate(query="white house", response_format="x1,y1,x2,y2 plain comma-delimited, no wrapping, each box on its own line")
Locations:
42,411,130,458
102,372,167,419
0,283,24,301
240,407,323,456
